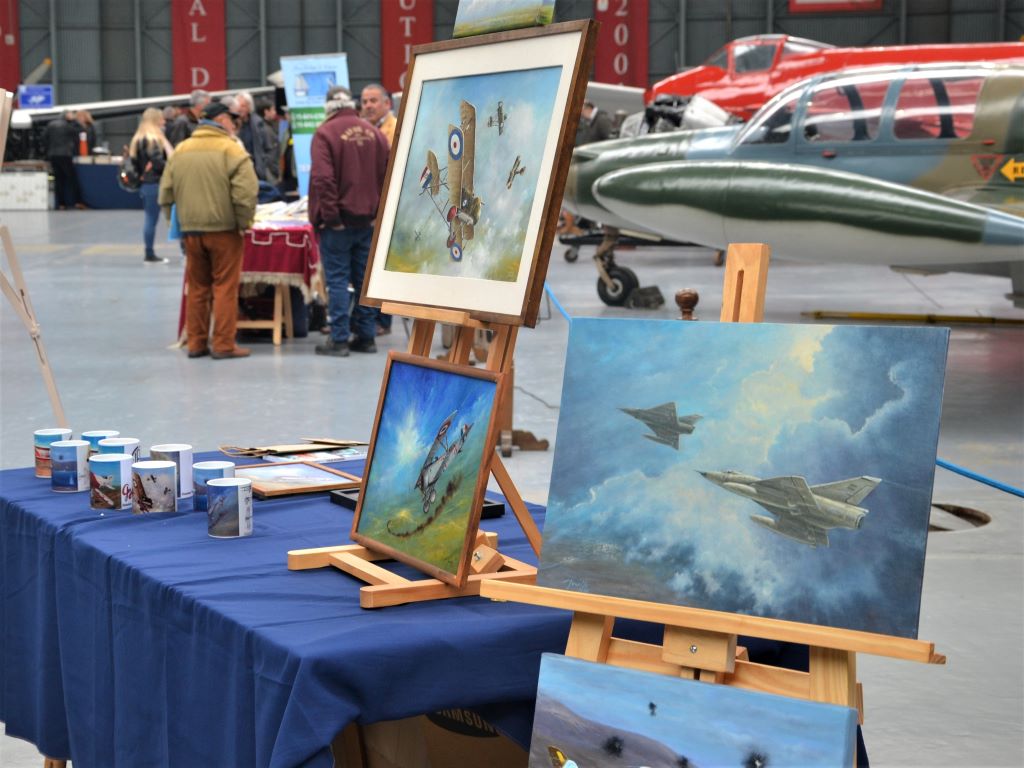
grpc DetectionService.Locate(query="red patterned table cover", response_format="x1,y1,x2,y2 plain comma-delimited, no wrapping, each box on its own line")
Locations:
243,221,319,298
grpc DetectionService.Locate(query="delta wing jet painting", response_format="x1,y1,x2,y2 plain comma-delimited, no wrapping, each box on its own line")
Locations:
537,319,949,638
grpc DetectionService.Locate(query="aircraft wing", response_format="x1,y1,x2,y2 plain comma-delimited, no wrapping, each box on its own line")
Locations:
772,518,830,547
811,476,881,505
750,475,820,519
447,123,463,211
460,100,476,197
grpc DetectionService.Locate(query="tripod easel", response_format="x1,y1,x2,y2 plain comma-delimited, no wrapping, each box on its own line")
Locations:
288,302,544,608
481,243,945,732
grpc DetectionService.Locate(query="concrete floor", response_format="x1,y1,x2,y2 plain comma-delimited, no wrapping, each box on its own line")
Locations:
1,209,1021,767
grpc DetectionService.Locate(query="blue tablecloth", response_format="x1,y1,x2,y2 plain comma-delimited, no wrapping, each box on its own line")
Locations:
74,162,144,209
1,454,865,767
1,453,568,767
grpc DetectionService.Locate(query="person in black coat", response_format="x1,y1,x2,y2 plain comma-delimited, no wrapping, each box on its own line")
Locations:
44,111,85,209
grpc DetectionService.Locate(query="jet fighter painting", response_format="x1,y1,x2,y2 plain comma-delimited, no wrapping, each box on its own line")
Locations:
487,100,509,134
538,319,948,639
699,470,880,547
415,411,473,514
619,402,701,450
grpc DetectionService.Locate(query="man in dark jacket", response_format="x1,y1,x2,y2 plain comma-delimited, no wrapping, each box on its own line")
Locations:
44,111,84,209
168,89,210,147
308,86,390,357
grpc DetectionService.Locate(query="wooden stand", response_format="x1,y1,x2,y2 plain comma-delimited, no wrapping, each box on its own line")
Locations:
480,243,944,727
288,302,543,608
236,281,294,345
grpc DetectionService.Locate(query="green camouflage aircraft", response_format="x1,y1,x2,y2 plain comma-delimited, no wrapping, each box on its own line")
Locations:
564,63,1024,306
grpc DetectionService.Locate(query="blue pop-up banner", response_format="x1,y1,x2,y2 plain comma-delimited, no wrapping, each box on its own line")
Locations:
280,53,350,197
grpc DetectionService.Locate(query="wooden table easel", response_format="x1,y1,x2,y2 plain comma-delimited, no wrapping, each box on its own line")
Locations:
480,243,945,729
288,302,543,608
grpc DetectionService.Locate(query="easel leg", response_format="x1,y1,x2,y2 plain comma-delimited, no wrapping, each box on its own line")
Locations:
809,647,858,709
490,455,542,556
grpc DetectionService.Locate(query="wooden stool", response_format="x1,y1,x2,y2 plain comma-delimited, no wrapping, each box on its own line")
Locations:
236,283,294,345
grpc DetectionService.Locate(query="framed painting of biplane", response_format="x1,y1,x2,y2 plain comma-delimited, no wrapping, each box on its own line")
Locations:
351,352,506,586
361,20,597,327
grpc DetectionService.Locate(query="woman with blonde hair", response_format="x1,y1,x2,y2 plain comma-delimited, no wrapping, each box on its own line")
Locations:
130,107,174,263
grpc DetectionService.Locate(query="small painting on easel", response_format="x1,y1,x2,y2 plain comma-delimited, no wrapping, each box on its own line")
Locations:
538,319,949,638
530,653,857,768
352,353,505,586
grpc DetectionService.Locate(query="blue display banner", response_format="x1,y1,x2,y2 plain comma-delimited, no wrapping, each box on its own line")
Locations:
280,53,350,197
18,84,54,108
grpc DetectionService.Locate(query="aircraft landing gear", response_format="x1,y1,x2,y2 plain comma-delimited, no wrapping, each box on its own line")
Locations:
594,227,640,306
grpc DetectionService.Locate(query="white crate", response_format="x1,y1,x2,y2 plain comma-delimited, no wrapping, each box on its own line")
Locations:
0,171,50,210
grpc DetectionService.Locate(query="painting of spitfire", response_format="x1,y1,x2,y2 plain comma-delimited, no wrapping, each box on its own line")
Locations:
383,66,562,280
538,319,949,638
530,653,857,768
352,354,504,586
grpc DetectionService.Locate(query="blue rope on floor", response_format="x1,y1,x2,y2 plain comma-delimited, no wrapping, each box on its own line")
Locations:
544,282,572,323
936,458,1024,499
541,284,1022,500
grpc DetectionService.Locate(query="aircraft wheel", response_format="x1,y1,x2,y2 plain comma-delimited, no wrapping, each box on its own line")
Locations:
564,246,579,263
597,267,639,306
713,249,725,267
428,488,437,505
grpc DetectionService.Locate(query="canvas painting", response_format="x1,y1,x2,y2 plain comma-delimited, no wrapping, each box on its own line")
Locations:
351,353,504,586
362,21,595,325
234,462,360,498
530,653,857,768
537,319,949,639
453,0,555,38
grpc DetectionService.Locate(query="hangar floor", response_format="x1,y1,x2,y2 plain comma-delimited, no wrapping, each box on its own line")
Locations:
1,209,1021,767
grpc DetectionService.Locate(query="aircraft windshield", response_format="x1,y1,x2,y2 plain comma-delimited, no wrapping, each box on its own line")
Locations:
738,89,801,145
803,75,889,142
733,43,777,73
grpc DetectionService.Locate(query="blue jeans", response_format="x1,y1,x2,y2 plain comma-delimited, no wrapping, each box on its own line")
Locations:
139,183,161,255
318,226,376,344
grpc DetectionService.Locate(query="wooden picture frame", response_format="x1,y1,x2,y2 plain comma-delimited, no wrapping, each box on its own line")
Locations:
360,19,597,327
351,352,506,586
234,461,360,499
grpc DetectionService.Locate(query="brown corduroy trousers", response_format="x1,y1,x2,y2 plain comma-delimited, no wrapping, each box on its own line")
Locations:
183,231,244,355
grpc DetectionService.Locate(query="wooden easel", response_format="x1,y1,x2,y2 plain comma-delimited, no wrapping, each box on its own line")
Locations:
288,302,542,608
0,91,69,429
480,243,945,727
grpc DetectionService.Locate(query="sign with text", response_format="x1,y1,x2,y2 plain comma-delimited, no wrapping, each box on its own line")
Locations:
18,84,53,108
593,0,648,88
381,0,434,95
172,0,227,93
280,53,350,197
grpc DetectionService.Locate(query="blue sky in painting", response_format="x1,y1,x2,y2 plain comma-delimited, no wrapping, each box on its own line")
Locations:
535,654,856,766
386,66,562,279
368,360,496,493
538,319,949,638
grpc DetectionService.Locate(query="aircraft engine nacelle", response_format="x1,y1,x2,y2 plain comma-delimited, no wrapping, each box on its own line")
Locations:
817,497,868,530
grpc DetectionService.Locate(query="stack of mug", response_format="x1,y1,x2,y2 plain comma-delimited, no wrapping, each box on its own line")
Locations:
34,428,253,537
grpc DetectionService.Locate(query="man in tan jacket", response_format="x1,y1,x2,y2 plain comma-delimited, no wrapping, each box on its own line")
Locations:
160,101,259,359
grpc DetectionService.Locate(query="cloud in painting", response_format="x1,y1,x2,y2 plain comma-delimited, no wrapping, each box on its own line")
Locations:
539,320,948,638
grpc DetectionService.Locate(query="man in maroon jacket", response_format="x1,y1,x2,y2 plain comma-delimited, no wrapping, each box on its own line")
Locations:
308,85,390,356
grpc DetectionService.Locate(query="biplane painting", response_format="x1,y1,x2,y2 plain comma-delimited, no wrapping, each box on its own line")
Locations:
537,319,948,638
529,654,857,768
354,358,500,581
384,66,562,281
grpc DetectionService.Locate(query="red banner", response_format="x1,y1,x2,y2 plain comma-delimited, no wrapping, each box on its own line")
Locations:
381,0,434,94
172,0,226,94
593,0,648,88
1,0,20,94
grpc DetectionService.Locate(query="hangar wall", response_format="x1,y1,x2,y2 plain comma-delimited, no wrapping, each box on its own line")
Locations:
12,0,1024,151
